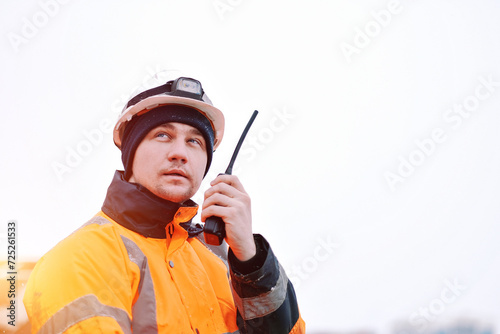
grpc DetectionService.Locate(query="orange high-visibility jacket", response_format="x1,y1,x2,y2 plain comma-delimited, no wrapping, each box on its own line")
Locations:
24,171,305,333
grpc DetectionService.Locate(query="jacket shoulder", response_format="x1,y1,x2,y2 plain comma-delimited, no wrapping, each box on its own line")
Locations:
24,214,135,332
45,214,128,265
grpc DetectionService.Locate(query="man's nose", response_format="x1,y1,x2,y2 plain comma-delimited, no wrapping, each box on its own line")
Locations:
167,139,188,163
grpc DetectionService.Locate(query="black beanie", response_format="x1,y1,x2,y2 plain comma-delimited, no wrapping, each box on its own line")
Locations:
121,105,215,180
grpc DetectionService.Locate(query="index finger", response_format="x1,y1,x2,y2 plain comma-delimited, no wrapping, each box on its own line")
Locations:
210,174,245,192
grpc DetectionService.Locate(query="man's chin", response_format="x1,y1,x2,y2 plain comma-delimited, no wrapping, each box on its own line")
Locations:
153,185,193,204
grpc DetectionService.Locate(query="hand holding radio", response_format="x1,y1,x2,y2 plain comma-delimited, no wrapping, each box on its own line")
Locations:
202,174,256,261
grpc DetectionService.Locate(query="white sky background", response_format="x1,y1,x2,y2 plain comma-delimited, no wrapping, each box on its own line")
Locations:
1,0,500,332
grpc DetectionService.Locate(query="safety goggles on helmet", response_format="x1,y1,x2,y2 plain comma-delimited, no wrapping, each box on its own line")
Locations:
113,77,224,150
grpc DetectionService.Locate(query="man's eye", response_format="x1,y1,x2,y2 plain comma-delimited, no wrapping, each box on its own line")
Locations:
188,138,202,146
156,132,169,138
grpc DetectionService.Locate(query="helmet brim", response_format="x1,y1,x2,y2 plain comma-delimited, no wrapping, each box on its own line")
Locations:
113,94,224,150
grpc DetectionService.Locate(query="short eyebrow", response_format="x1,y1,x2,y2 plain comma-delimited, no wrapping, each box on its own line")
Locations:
155,123,175,131
188,128,204,138
155,123,204,137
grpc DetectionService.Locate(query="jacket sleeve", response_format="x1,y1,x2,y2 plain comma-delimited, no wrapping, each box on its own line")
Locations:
23,222,135,334
228,234,306,334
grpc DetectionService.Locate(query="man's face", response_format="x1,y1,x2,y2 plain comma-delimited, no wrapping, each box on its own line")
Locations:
128,122,208,203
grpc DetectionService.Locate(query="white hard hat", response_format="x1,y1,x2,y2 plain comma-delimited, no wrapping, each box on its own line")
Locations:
113,77,224,150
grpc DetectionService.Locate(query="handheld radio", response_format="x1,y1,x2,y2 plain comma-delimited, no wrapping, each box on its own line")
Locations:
203,110,259,246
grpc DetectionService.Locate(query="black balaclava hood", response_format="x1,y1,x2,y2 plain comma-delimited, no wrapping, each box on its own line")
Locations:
120,105,215,180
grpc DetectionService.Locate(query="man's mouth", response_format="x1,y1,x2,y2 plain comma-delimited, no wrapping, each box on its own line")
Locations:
162,169,188,179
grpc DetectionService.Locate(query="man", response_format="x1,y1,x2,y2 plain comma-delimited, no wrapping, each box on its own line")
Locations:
24,77,305,333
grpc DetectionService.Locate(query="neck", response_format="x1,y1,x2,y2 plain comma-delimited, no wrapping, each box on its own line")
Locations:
101,171,198,238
